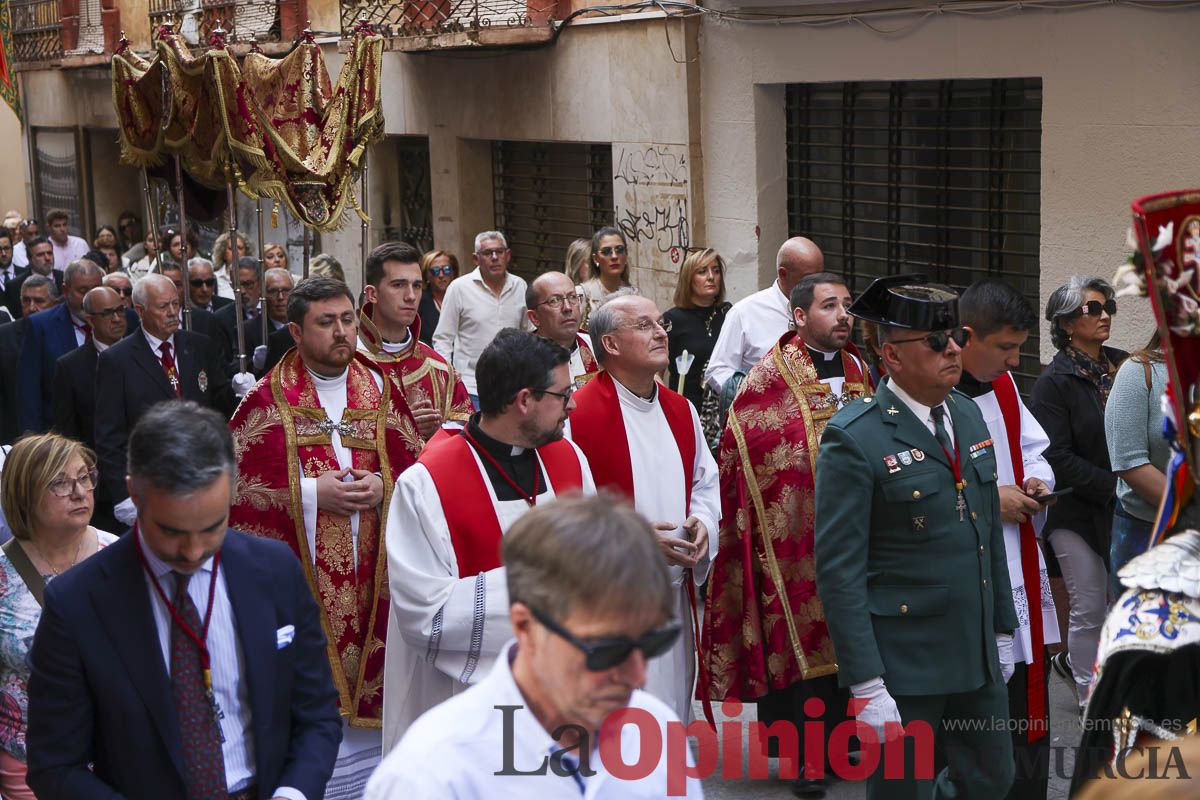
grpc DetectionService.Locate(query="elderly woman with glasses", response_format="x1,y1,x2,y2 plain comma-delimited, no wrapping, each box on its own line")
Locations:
1030,276,1128,712
580,227,640,329
418,250,459,345
0,434,116,798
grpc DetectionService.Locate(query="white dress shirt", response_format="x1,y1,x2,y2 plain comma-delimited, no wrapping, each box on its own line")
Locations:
139,541,306,800
703,281,791,393
431,267,528,395
887,378,955,442
366,641,704,799
51,235,90,272
12,241,27,269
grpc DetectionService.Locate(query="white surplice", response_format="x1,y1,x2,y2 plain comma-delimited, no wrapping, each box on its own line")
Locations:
381,440,596,752
973,376,1061,663
582,380,721,723
294,367,388,793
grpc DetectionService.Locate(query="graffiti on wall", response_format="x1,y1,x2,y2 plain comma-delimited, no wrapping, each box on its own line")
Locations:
613,143,692,290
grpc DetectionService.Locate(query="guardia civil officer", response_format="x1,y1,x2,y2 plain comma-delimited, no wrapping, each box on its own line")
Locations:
814,275,1017,799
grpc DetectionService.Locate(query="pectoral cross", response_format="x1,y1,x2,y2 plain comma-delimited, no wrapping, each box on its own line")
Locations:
168,373,179,393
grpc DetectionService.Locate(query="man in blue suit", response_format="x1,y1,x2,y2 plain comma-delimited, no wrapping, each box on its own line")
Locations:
16,258,104,434
27,400,342,800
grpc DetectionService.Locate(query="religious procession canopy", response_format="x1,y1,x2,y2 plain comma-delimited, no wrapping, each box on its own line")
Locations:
110,22,384,233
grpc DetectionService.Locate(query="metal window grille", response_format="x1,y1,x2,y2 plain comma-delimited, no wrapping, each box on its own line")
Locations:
32,128,83,232
388,136,434,253
342,0,548,38
11,0,63,62
148,0,291,45
786,78,1043,390
492,141,613,281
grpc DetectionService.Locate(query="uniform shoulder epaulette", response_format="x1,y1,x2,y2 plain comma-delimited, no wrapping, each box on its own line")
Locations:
829,395,877,427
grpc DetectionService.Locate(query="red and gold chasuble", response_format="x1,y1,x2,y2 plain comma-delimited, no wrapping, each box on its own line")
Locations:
420,433,586,577
358,304,474,431
702,331,871,700
229,350,423,727
574,333,600,387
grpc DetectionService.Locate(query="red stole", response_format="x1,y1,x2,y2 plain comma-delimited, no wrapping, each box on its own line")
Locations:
569,371,695,509
992,371,1047,744
421,433,584,577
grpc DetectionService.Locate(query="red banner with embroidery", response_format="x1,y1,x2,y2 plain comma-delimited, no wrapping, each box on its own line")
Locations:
0,2,19,121
229,349,422,726
702,332,871,700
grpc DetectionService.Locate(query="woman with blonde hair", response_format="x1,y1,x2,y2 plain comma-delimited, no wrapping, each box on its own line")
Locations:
212,231,253,300
0,434,116,798
664,247,730,414
262,242,289,271
419,250,459,345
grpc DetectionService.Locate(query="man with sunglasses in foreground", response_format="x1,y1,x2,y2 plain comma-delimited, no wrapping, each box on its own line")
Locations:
527,270,601,388
367,495,703,798
814,275,1018,799
382,329,596,751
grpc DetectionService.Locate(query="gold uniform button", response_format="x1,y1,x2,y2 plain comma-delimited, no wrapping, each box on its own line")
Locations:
900,604,909,614
983,579,989,587
979,545,985,553
912,490,921,500
864,397,873,403
971,511,978,521
993,472,998,480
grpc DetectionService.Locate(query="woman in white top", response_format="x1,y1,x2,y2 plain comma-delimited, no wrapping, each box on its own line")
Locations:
212,231,252,300
127,230,161,279
0,434,117,799
579,226,640,329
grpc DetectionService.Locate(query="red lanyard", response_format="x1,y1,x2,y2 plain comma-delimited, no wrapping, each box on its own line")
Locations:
461,429,540,506
936,434,965,491
134,525,221,690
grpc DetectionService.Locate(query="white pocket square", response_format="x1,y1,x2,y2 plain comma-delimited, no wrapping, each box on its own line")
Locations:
276,625,295,649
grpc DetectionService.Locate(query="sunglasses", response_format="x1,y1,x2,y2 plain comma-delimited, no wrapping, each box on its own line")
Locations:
598,245,627,257
429,266,454,277
189,278,217,288
112,286,133,296
889,327,971,353
1077,299,1117,317
531,607,681,671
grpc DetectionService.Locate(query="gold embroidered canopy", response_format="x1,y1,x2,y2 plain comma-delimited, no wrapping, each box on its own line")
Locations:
111,23,384,233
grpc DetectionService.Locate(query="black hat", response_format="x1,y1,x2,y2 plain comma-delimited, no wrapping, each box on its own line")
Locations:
848,274,959,330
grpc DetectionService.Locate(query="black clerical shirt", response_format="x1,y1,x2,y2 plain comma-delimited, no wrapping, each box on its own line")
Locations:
464,416,547,502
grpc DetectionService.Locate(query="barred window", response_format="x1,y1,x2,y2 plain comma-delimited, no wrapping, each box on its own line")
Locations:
786,78,1043,389
492,141,613,282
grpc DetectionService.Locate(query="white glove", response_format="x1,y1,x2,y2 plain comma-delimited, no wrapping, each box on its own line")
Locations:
997,633,1015,684
114,497,138,528
232,372,257,398
850,677,902,740
252,345,267,372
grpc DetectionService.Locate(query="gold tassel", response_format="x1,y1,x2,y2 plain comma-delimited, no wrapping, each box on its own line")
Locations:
272,201,280,229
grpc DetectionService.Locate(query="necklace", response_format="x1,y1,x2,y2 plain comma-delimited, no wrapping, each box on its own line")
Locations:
703,306,721,337
31,529,89,577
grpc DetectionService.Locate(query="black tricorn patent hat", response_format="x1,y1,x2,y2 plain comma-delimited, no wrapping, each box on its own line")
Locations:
847,273,959,330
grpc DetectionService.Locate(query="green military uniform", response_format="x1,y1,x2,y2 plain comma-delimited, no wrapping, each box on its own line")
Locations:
813,277,1018,800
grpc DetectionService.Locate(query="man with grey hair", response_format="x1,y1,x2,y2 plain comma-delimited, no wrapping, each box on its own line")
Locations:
704,236,826,393
0,275,60,445
367,496,703,798
27,400,343,800
187,257,233,313
569,294,720,723
102,271,133,309
17,257,105,433
96,273,251,528
432,230,528,405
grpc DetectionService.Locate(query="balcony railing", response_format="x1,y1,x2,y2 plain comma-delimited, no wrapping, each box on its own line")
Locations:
341,0,558,45
11,0,64,63
148,0,306,47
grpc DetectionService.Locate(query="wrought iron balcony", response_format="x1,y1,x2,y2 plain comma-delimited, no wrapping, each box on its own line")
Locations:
148,0,306,48
10,0,64,63
341,0,558,49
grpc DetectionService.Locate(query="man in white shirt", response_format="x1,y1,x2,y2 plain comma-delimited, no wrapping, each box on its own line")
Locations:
45,209,90,273
526,270,600,388
367,495,704,799
957,278,1057,800
704,236,825,394
431,230,528,404
11,217,37,268
569,295,721,722
382,329,596,750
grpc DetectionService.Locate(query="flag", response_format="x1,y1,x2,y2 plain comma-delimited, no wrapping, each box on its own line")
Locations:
0,0,20,121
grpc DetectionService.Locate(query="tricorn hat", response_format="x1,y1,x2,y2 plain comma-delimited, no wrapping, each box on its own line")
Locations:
847,274,959,331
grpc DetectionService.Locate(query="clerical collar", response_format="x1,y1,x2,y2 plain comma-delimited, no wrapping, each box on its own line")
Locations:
380,330,412,354
612,376,658,411
806,345,845,381
308,367,348,389
956,368,992,399
467,415,528,459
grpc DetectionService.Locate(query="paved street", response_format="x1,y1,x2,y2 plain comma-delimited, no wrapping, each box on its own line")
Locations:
697,674,1081,798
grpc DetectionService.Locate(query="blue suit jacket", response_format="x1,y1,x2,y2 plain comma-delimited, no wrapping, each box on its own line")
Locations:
26,530,343,800
17,303,77,433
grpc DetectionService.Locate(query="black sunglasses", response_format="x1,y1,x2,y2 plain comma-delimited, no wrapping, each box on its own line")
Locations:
189,278,217,288
531,607,680,671
889,327,970,353
1077,299,1117,317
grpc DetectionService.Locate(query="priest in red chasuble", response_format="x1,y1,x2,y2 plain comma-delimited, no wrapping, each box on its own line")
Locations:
229,277,423,794
702,272,871,794
568,295,721,724
381,329,595,750
525,270,600,388
358,241,473,442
